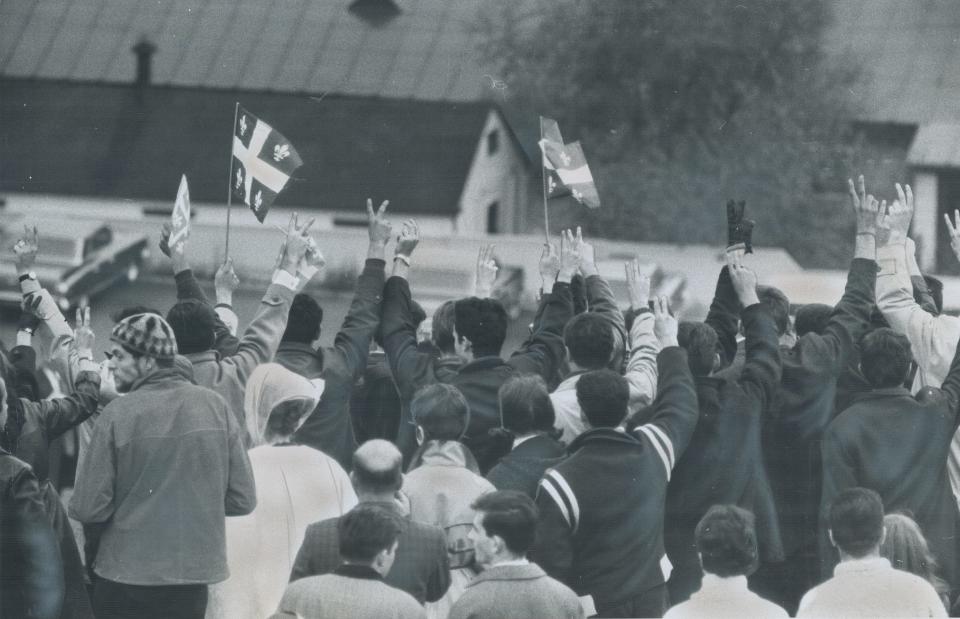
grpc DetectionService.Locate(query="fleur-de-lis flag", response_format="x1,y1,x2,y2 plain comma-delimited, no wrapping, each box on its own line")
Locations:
538,117,571,200
230,105,303,223
537,117,600,209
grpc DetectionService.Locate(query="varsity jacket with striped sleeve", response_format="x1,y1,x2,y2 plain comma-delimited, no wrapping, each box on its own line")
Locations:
530,346,699,614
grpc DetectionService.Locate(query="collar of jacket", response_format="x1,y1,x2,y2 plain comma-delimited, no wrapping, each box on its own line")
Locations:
360,498,412,521
334,564,383,580
468,563,546,587
408,439,481,473
459,355,507,373
566,427,641,453
185,349,221,364
277,341,324,365
554,371,585,392
127,367,190,393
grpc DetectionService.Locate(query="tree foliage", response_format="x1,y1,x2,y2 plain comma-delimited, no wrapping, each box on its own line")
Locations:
478,0,877,267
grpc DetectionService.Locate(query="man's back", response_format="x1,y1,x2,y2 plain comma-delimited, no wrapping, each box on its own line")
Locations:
69,369,256,585
798,557,946,617
448,563,583,619
274,572,425,619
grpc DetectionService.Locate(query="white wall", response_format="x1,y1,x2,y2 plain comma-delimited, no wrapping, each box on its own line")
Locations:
911,170,939,271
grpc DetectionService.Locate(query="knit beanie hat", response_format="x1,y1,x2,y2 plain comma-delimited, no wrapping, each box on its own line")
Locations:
111,313,178,359
166,299,216,355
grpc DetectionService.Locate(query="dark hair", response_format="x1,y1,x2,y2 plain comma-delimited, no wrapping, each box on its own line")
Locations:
564,313,615,369
829,487,884,558
576,369,629,428
677,322,718,377
757,285,790,336
111,305,161,323
499,375,555,435
473,491,539,556
411,383,470,441
454,297,508,358
352,440,404,493
282,294,323,344
795,303,833,338
695,504,760,577
338,504,403,563
859,328,912,388
166,300,216,354
432,300,457,354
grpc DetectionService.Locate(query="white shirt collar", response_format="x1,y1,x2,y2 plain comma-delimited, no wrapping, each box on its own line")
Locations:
834,556,891,576
490,557,530,568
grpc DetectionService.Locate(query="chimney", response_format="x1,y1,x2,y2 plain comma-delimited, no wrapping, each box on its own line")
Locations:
132,38,157,87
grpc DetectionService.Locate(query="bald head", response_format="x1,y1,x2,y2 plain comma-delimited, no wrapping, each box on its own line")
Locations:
352,439,403,495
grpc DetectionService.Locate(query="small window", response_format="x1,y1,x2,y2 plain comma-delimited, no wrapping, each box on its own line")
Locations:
487,130,500,156
486,201,500,234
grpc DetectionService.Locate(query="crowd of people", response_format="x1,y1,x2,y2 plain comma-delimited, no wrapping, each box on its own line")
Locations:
2,178,960,618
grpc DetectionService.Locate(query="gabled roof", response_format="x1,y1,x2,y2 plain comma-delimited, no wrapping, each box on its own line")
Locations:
823,0,960,126
0,0,494,102
0,77,497,214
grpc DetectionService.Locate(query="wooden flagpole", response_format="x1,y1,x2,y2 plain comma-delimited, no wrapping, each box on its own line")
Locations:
224,102,239,259
540,116,550,245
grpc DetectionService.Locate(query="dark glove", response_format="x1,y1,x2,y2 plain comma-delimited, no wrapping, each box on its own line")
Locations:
726,199,755,254
18,294,42,332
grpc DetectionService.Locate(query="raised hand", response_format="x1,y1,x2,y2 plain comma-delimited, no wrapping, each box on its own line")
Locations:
652,295,678,347
395,219,420,258
73,306,95,358
538,243,560,288
729,260,760,307
848,175,882,236
576,227,599,276
944,209,960,264
281,212,315,271
13,225,39,273
878,182,914,247
726,200,755,253
367,199,392,246
559,229,582,282
475,244,499,298
624,256,650,310
215,257,240,302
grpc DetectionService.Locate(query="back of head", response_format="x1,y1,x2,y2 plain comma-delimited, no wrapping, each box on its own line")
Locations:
576,369,629,428
881,513,946,591
677,321,719,377
859,328,912,388
352,439,404,495
338,503,403,563
498,374,555,435
166,299,216,355
795,303,833,338
454,297,508,358
432,300,457,354
411,383,470,441
757,285,791,336
244,363,320,445
111,313,179,361
473,490,539,556
695,504,760,577
829,487,884,558
564,313,615,370
282,293,323,344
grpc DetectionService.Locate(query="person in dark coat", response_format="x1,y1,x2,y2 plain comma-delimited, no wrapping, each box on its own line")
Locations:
531,297,700,618
486,375,565,498
382,230,576,473
664,258,783,607
1,448,64,619
819,327,960,598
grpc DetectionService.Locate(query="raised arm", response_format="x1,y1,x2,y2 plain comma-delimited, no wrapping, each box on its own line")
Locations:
623,257,659,410
729,260,781,411
705,264,740,368
578,229,626,361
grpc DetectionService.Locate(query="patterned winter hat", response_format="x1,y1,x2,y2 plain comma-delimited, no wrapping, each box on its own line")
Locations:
111,313,178,359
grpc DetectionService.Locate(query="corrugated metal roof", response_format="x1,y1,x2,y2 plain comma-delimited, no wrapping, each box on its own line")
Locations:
823,0,960,125
0,77,496,214
0,0,494,102
907,123,960,168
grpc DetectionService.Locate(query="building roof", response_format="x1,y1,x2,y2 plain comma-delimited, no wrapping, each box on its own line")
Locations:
0,0,495,102
823,0,960,126
0,77,496,214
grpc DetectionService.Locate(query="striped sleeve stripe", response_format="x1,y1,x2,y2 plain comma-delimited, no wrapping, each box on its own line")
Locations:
545,470,580,535
636,425,672,480
645,424,675,470
539,477,573,530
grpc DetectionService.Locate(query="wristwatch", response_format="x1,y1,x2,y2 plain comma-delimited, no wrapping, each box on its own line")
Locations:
18,271,37,283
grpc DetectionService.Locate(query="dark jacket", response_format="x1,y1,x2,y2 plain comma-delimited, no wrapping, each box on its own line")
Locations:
764,259,877,562
290,500,451,604
1,449,63,619
485,434,566,498
274,259,385,471
531,347,699,614
349,350,403,444
820,338,960,590
665,302,783,605
381,277,573,473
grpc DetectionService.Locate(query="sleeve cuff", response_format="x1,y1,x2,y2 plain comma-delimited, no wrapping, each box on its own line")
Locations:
271,269,300,291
